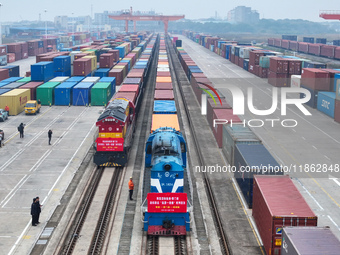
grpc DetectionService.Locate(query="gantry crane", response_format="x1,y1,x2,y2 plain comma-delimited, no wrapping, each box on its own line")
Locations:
109,7,185,34
319,10,340,20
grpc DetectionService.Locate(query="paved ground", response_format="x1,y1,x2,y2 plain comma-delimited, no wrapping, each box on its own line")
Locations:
178,35,340,240
0,105,101,255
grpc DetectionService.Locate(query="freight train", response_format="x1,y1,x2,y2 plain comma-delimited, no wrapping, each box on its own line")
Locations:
93,35,157,167
141,36,191,236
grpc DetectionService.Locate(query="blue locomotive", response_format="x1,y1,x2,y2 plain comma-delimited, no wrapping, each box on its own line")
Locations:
142,127,191,236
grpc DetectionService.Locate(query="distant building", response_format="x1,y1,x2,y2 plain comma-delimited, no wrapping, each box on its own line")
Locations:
54,15,92,32
227,6,259,24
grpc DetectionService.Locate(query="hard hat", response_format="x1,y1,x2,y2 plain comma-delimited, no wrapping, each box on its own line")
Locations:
130,177,132,179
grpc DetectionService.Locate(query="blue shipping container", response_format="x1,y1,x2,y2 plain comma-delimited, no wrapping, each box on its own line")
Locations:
72,82,94,106
99,77,116,94
234,144,282,208
243,59,249,71
54,70,71,77
67,76,84,82
31,62,54,82
55,82,78,106
54,56,71,72
0,88,11,95
94,68,110,78
334,73,340,92
300,85,319,108
303,61,327,69
1,82,25,89
0,81,10,88
1,65,20,77
115,46,125,58
317,91,336,118
153,100,177,114
2,77,23,83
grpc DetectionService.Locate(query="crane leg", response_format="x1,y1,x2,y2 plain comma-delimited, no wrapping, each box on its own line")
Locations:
163,20,169,34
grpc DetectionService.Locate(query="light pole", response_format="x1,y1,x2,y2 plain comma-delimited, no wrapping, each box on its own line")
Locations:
44,9,47,39
0,4,3,45
72,13,74,34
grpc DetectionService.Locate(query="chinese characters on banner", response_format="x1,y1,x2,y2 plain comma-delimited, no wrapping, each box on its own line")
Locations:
147,193,187,213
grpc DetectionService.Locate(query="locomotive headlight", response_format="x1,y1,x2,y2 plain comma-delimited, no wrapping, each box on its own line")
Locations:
164,164,171,171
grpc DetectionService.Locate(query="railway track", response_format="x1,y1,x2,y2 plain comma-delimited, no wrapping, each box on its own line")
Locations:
146,236,187,255
59,166,122,255
166,37,231,255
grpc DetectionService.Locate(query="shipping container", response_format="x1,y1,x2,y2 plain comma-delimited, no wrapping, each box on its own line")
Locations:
99,77,116,95
281,227,340,255
155,82,173,90
1,65,20,77
0,89,31,115
99,53,114,68
317,91,336,118
31,62,54,82
94,68,110,77
17,77,31,83
300,85,319,108
222,124,261,166
66,76,84,83
50,76,69,83
154,90,174,100
54,56,71,72
156,76,172,83
290,75,301,88
153,100,176,114
1,82,25,89
151,114,180,132
301,68,330,91
54,82,78,106
36,82,60,105
253,175,318,255
334,100,340,123
91,82,112,106
72,82,94,106
0,88,11,95
234,144,282,208
73,58,92,76
20,82,43,100
268,71,290,87
108,69,124,85
0,68,9,81
83,77,100,83
113,92,137,105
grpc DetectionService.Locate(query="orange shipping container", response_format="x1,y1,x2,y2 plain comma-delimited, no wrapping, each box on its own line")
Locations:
156,77,172,83
151,114,180,132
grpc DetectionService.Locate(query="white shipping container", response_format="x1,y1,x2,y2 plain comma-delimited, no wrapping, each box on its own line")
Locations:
291,75,301,88
240,48,251,59
50,77,70,82
70,51,82,64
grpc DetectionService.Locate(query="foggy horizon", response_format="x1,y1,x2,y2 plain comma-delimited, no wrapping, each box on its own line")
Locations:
0,0,339,23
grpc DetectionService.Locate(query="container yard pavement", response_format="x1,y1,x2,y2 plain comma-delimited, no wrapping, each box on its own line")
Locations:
0,105,100,255
178,35,340,240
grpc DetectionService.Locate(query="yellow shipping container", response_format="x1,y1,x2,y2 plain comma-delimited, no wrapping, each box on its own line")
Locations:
98,133,123,138
0,89,31,116
83,56,97,71
81,47,91,52
84,51,96,56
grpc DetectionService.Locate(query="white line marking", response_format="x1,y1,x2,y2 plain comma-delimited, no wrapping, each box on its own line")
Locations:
296,179,324,211
324,155,331,160
327,215,340,232
0,175,27,206
301,136,306,140
1,175,30,208
292,129,296,132
330,178,340,187
312,145,317,150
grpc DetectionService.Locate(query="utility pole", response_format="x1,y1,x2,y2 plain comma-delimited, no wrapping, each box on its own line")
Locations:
44,9,47,39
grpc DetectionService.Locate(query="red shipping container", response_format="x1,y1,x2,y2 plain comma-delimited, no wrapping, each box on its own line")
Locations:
210,109,241,147
297,42,309,53
0,68,9,81
113,91,137,105
28,48,39,56
335,47,340,60
258,67,268,78
73,58,92,76
191,73,206,79
0,45,7,56
26,71,31,77
109,69,124,85
234,56,239,66
154,90,174,100
7,53,15,63
99,53,114,68
301,68,331,91
268,71,290,87
322,69,340,91
253,175,317,255
320,45,336,58
269,57,289,74
230,53,235,63
75,53,89,60
253,65,260,77
274,38,282,47
288,59,302,75
119,84,139,95
268,38,274,46
238,57,244,68
289,41,298,51
335,100,340,123
155,82,173,90
7,43,21,53
157,71,171,77
249,51,265,66
20,82,43,100
206,98,231,131
281,40,289,49
308,44,321,56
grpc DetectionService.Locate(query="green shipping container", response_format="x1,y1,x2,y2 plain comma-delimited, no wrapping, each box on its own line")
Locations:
36,82,60,105
91,82,112,106
259,56,270,68
17,77,31,83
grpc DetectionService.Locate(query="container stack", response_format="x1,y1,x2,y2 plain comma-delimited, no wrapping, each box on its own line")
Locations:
0,45,7,66
53,56,71,76
7,43,22,62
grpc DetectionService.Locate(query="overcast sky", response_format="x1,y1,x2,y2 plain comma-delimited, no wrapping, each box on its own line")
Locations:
1,0,339,22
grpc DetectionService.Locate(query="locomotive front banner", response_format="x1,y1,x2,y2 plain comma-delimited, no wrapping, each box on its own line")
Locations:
147,193,187,213
95,138,124,151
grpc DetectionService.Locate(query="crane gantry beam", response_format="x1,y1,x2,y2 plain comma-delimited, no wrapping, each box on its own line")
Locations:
319,10,340,20
108,7,184,34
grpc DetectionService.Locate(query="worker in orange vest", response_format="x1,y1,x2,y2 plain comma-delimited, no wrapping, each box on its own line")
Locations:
128,177,134,200
4,105,9,115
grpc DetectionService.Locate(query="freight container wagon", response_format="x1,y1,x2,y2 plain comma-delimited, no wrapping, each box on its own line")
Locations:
153,100,176,114
90,82,112,106
54,82,78,105
72,82,94,106
151,114,180,132
36,82,60,105
281,227,340,255
234,144,282,208
0,89,31,115
253,175,318,255
222,124,261,166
